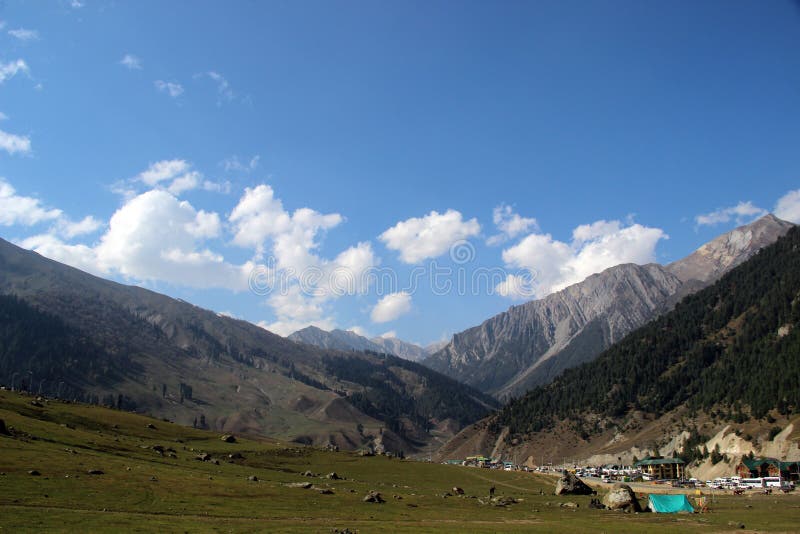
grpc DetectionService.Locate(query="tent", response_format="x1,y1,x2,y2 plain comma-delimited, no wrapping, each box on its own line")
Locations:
648,494,695,513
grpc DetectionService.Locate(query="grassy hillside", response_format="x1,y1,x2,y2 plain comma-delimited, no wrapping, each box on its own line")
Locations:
0,238,495,453
2,390,799,532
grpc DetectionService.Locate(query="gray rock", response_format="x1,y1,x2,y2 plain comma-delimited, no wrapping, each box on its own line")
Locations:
363,490,384,503
220,434,236,443
285,482,312,489
602,483,642,512
247,475,258,482
554,471,595,495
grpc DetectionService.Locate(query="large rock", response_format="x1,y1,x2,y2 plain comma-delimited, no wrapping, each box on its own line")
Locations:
602,483,642,512
554,471,595,495
0,419,8,435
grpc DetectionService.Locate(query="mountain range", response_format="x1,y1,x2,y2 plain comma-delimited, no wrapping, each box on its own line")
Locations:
288,326,438,362
424,214,795,399
437,223,800,474
0,237,496,454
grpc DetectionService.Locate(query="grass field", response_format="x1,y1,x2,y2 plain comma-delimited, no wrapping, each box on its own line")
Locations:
1,390,798,533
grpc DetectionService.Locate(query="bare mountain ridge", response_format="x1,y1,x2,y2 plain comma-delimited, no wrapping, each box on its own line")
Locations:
0,238,495,454
424,214,794,399
289,326,431,361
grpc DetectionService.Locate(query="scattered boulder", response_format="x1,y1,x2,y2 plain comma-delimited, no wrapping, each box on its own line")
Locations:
728,521,745,529
452,487,465,495
491,496,518,507
220,434,236,443
301,470,317,477
28,470,41,476
30,400,44,408
247,475,259,482
195,453,211,462
152,445,165,455
146,423,156,429
363,490,385,503
0,419,8,436
327,472,342,480
554,470,595,495
560,501,579,508
602,483,642,513
317,488,334,495
285,482,312,489
228,452,244,460
87,469,104,475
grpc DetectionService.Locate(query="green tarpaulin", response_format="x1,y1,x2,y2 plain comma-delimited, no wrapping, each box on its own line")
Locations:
648,494,695,513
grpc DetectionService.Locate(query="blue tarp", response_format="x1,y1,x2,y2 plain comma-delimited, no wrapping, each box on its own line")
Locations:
648,494,695,513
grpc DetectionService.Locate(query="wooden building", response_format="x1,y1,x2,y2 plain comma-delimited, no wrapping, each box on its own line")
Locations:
634,456,685,480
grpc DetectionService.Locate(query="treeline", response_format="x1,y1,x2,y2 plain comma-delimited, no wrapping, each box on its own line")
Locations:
0,293,133,399
495,226,800,437
323,352,497,439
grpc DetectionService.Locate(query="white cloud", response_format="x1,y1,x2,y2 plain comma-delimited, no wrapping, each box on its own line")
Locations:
55,215,103,239
136,159,189,186
120,54,142,70
378,330,397,339
154,80,184,98
487,204,538,246
347,325,370,337
379,209,480,263
202,180,231,193
494,273,535,300
0,112,9,120
222,154,259,173
70,0,85,8
0,59,28,84
18,234,102,275
0,128,31,155
0,178,62,226
166,171,200,195
774,189,800,224
259,285,336,336
695,201,767,227
8,28,39,41
502,220,668,298
229,184,378,333
371,292,412,323
90,190,249,289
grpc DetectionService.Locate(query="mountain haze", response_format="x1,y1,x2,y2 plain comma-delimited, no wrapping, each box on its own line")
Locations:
424,215,794,398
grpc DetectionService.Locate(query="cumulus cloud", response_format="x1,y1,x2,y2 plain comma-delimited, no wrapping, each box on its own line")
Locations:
229,184,379,334
371,292,412,323
21,188,252,291
347,325,370,337
0,59,29,84
8,28,39,41
379,209,480,263
0,178,62,225
774,189,800,224
501,220,668,298
55,215,103,239
695,201,767,227
0,128,31,155
487,204,538,246
154,80,184,97
378,330,397,339
494,273,535,300
120,54,142,70
259,286,336,336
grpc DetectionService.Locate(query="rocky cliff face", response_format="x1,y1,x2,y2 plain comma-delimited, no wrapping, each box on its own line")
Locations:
424,215,794,399
425,263,683,398
666,214,794,284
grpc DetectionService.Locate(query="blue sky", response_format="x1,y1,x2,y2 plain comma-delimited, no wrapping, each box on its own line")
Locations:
1,0,799,345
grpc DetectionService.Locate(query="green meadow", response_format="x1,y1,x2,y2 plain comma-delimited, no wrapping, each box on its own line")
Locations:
1,390,797,533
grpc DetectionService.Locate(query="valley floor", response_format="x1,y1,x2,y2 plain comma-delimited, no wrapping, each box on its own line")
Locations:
1,391,799,533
